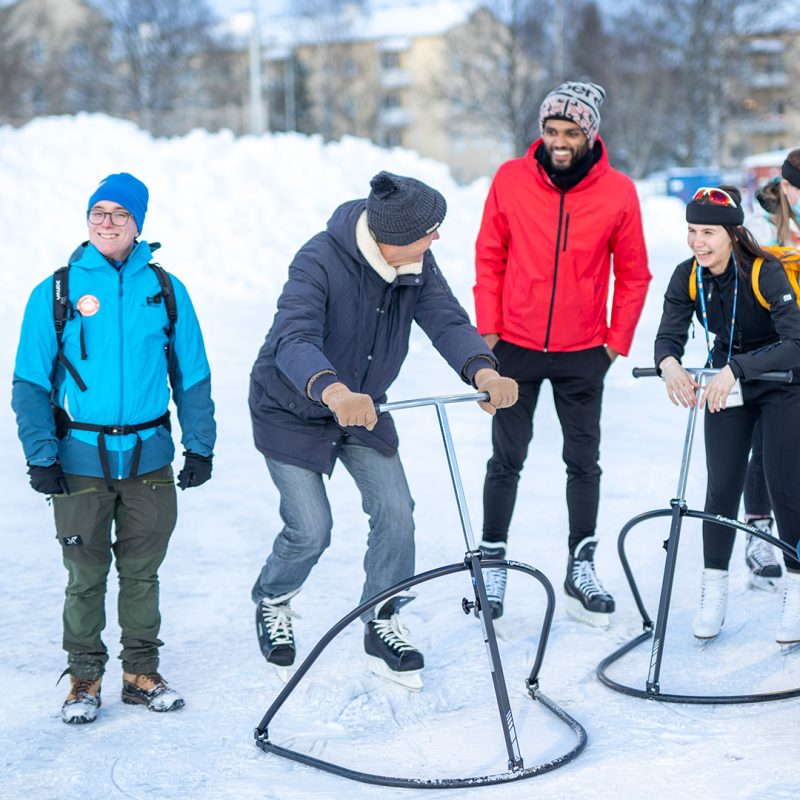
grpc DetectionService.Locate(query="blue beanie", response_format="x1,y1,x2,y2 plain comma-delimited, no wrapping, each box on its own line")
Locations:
87,173,149,233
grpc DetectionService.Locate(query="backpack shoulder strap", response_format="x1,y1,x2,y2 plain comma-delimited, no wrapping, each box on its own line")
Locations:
148,262,178,337
52,266,87,392
750,257,769,309
53,266,70,344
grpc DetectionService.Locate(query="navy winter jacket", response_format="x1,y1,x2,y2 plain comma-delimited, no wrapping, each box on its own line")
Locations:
249,199,496,474
12,241,216,479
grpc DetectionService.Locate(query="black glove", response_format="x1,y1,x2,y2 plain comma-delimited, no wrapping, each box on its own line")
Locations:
176,452,213,490
28,463,70,495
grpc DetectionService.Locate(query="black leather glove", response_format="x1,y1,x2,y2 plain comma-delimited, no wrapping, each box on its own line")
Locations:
176,452,213,490
28,463,70,495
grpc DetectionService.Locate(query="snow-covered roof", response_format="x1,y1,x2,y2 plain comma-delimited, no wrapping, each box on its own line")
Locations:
219,0,482,52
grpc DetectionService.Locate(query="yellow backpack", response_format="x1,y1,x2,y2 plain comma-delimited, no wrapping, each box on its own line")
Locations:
688,245,800,310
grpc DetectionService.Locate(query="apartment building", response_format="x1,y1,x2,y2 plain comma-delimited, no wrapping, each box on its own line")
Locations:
258,1,514,183
723,8,800,165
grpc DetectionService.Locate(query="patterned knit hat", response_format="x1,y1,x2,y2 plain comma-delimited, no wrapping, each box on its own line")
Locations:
539,81,606,146
366,171,447,246
87,173,149,233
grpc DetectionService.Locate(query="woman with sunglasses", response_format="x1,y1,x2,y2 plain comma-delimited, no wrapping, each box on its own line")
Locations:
654,185,800,645
740,153,800,589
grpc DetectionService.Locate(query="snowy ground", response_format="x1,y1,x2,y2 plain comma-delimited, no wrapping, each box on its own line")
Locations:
1,117,798,800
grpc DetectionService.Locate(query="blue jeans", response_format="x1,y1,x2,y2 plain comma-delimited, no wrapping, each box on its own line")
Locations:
251,438,416,620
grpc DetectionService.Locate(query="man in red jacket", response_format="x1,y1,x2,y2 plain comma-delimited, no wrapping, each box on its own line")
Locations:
473,81,651,626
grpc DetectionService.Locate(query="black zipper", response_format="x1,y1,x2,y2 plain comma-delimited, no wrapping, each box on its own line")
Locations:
544,193,566,352
562,212,570,251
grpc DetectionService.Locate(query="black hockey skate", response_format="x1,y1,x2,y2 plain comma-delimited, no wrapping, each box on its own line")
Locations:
745,519,782,591
474,540,506,619
256,589,299,682
364,593,424,691
564,536,615,627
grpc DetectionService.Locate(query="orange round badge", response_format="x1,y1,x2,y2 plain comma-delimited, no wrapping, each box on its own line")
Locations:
77,295,100,316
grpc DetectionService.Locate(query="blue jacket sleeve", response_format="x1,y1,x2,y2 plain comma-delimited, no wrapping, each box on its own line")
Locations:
169,276,216,456
11,280,59,466
270,249,341,395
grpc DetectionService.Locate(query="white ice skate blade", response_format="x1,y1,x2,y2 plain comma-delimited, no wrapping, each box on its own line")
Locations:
272,665,293,684
693,632,720,644
747,574,780,592
366,656,423,692
564,596,611,628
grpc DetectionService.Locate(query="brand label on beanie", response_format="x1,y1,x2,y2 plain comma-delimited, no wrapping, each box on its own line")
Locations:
77,295,100,316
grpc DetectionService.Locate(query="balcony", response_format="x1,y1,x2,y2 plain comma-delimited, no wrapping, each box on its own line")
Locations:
380,68,412,89
740,72,789,89
734,116,786,135
379,107,412,127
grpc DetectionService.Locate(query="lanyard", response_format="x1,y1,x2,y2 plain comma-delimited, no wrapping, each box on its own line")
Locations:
695,256,737,368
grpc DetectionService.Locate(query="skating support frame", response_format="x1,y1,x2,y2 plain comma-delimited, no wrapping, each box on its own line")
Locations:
254,393,587,787
597,368,800,705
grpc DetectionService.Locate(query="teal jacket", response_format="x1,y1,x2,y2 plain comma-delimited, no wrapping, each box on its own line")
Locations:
12,241,215,479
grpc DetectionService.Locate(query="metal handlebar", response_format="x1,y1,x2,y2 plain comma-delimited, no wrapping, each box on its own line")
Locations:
377,392,488,413
633,366,793,383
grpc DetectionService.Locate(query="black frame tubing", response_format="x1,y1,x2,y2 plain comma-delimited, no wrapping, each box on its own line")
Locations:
253,392,588,787
254,560,588,787
597,367,800,704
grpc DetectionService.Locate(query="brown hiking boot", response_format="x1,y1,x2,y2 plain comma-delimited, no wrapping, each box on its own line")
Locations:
121,671,184,712
61,675,102,724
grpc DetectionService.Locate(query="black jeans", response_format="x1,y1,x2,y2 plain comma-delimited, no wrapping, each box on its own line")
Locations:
482,342,611,551
703,380,800,571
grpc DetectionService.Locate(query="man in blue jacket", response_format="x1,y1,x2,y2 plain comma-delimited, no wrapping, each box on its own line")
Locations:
12,173,216,724
249,171,518,690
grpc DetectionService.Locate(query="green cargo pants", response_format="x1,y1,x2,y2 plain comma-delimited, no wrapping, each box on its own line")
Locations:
52,466,178,679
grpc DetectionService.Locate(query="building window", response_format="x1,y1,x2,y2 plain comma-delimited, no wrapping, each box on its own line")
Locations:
381,52,400,70
381,93,400,110
381,129,402,147
342,57,357,78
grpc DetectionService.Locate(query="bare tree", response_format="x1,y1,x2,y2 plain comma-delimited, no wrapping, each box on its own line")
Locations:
438,2,549,157
106,0,219,135
0,5,34,124
638,0,780,166
294,0,378,142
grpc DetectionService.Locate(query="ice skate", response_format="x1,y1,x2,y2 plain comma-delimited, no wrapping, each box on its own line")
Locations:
256,589,300,682
365,593,424,691
745,519,782,591
475,540,506,620
776,572,800,648
564,537,615,627
692,568,728,640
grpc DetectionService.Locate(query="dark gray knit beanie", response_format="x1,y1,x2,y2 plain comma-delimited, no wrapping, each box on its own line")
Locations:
366,171,447,245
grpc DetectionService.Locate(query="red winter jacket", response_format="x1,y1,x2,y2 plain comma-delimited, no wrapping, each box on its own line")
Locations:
474,138,651,355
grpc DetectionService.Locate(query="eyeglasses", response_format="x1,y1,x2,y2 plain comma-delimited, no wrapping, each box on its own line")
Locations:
691,187,738,208
88,208,132,226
